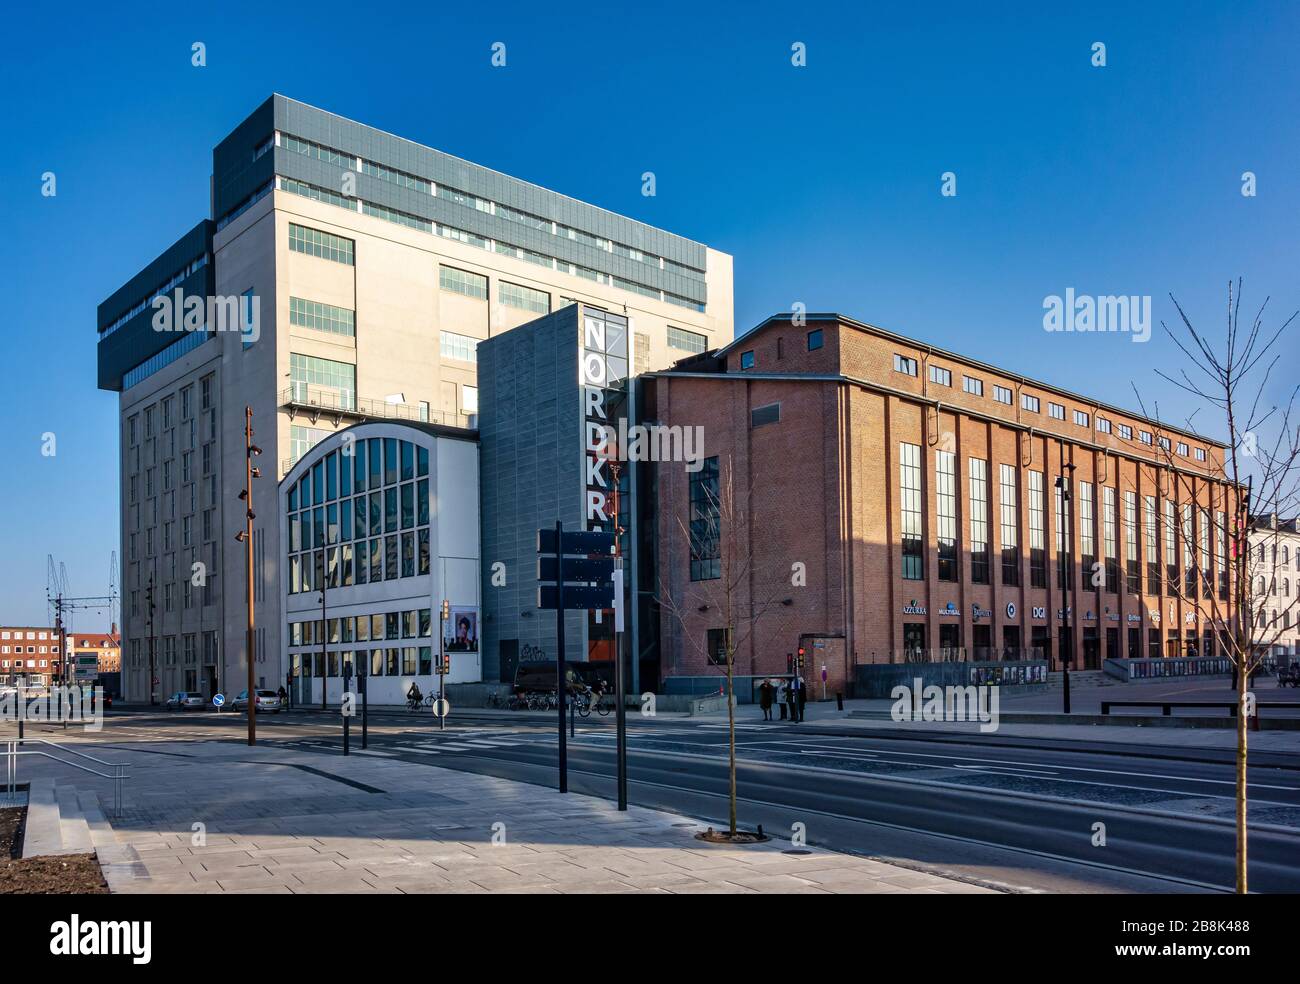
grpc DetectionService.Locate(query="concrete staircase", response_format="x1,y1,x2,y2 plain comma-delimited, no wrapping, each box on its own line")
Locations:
21,779,121,860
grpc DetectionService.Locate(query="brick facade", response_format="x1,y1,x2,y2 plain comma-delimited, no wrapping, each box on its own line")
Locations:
651,314,1243,696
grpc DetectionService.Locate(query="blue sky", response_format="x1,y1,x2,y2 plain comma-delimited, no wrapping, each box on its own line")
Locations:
1,1,1297,624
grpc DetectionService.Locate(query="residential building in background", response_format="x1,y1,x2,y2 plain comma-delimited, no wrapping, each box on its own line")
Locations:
1249,514,1299,660
648,314,1243,696
97,94,733,703
0,626,62,687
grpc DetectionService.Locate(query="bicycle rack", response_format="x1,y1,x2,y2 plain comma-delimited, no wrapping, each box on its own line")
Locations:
4,738,129,818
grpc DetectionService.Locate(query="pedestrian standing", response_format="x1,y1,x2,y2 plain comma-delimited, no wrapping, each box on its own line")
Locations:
786,677,799,724
795,675,807,723
777,678,789,720
759,679,774,721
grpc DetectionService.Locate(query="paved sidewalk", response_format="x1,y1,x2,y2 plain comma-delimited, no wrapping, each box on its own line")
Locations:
45,740,991,895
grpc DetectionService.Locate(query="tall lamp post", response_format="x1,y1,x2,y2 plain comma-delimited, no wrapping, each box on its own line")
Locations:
319,541,328,711
1056,444,1076,714
235,406,263,746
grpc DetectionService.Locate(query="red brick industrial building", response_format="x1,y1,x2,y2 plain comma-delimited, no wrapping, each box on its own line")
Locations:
648,314,1242,696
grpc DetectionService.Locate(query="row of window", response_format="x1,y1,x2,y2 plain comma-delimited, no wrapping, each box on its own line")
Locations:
279,168,704,312
738,329,824,371
293,648,434,679
279,133,704,279
289,296,355,337
891,354,1208,461
100,253,210,341
896,441,1231,597
289,608,432,647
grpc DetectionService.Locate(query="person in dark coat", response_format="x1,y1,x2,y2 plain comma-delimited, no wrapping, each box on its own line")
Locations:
758,680,774,721
786,677,799,724
795,676,807,723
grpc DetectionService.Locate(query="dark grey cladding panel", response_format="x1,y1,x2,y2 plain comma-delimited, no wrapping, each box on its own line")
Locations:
96,220,215,392
478,306,587,678
268,96,707,290
97,220,214,330
212,96,276,220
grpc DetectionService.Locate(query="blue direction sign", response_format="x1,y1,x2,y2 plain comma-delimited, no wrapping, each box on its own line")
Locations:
213,693,226,707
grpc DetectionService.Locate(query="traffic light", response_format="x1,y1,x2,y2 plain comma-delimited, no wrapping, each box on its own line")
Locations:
797,646,806,670
440,599,450,622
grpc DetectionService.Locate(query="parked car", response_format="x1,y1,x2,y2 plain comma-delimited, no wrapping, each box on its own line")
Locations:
165,691,206,711
229,689,283,713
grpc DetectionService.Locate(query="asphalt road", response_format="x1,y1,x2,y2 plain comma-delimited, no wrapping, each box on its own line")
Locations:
17,707,1300,893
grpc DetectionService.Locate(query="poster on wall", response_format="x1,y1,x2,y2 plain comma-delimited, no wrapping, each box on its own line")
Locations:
446,609,479,652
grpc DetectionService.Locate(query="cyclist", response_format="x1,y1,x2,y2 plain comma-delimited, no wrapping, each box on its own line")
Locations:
407,682,423,710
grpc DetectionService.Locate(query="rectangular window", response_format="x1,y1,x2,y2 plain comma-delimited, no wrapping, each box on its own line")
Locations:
993,385,1013,405
290,353,356,409
1199,506,1211,599
667,326,708,353
1176,442,1189,457
689,456,721,581
900,443,924,580
1079,482,1095,587
750,403,780,427
438,265,488,299
1021,394,1040,413
1029,470,1046,588
1194,447,1207,462
1073,410,1090,427
289,297,355,337
1000,464,1019,586
1145,495,1160,594
1118,424,1133,440
1055,477,1071,589
1216,509,1228,601
969,458,989,584
1164,499,1177,588
498,281,550,314
806,328,824,351
1124,491,1140,593
740,350,755,370
288,223,354,265
893,354,917,376
1097,417,1112,434
1103,486,1118,593
929,365,952,387
1048,402,1065,420
962,375,983,396
1182,503,1196,596
439,330,479,363
935,450,957,582
1140,430,1153,445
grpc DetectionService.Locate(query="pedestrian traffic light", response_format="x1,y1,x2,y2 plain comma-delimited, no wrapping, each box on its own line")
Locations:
441,599,450,621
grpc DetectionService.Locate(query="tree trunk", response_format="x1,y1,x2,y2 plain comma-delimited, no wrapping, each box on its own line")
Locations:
727,650,737,836
1236,681,1248,893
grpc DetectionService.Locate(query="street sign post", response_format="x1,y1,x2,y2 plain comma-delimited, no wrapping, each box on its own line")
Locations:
537,522,616,794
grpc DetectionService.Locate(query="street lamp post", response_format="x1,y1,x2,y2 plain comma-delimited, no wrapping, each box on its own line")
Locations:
236,406,263,746
1056,443,1076,715
319,542,328,711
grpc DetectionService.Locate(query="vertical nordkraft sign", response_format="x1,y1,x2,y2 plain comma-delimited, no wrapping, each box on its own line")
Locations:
580,309,629,534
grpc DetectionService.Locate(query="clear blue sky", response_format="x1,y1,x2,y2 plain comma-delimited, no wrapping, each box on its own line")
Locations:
2,1,1297,625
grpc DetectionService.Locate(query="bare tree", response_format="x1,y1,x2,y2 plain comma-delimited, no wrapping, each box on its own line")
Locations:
657,455,796,838
1132,280,1299,893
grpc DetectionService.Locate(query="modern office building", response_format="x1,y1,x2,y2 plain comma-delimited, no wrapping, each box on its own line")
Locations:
0,627,62,687
97,94,734,703
280,421,480,706
477,304,634,686
646,314,1244,696
1250,514,1299,659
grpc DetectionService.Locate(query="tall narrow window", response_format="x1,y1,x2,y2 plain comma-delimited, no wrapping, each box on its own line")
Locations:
689,456,720,581
999,464,1019,586
1164,499,1178,589
1182,503,1196,596
1145,495,1159,594
935,450,957,582
1078,482,1095,587
1199,507,1211,599
1029,471,1046,588
970,458,989,584
1216,509,1228,601
1103,486,1118,593
1055,477,1071,589
900,443,923,580
1124,491,1140,593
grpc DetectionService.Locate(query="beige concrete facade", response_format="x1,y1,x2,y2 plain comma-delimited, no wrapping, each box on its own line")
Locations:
116,177,732,702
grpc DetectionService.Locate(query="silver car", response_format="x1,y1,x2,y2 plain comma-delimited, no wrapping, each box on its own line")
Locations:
229,689,283,713
165,691,206,711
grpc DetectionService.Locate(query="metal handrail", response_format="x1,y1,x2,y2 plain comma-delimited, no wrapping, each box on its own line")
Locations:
5,738,128,817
